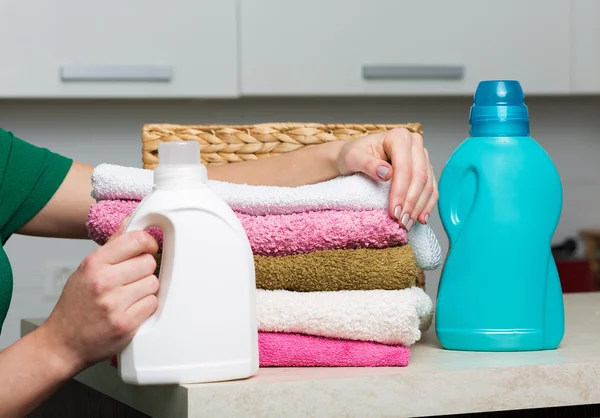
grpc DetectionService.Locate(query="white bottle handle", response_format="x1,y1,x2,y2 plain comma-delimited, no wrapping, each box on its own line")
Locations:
124,211,174,333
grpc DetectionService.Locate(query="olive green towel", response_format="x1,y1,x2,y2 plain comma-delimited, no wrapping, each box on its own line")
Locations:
153,244,417,292
255,245,417,292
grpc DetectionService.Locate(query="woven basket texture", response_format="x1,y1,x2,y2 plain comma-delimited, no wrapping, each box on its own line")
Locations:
141,122,423,169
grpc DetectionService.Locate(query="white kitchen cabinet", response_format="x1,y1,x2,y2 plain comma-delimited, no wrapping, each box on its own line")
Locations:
571,0,600,94
240,0,570,96
0,0,238,98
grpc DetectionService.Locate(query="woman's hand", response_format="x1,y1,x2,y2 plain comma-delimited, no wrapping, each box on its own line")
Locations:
337,128,438,230
40,218,160,370
0,218,159,417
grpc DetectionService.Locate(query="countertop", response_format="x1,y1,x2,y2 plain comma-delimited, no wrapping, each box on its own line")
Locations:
22,292,600,417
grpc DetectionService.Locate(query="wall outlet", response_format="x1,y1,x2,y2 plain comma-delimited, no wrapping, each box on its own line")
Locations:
45,261,80,298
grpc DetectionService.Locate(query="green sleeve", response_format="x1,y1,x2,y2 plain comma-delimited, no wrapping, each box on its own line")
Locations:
0,128,73,244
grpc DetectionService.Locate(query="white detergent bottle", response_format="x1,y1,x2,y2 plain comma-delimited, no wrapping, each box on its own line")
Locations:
117,141,259,385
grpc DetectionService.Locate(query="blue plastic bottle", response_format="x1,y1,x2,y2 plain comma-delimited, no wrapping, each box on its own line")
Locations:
435,80,565,351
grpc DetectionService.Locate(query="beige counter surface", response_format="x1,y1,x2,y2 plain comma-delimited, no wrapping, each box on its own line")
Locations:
23,292,600,417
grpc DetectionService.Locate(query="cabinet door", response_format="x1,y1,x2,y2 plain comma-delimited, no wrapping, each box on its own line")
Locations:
240,0,570,96
0,0,238,98
571,0,600,93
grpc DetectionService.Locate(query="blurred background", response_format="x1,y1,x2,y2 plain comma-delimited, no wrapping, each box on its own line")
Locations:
0,0,599,347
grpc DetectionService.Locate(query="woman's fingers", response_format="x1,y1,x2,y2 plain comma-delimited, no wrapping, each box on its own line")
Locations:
420,168,439,223
397,133,428,230
412,156,435,224
384,130,436,229
97,230,159,266
111,253,158,286
122,294,159,335
356,151,393,182
336,127,439,228
385,129,413,221
121,275,160,309
338,133,393,181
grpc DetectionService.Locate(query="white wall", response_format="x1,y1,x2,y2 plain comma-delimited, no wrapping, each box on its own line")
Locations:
1,96,599,347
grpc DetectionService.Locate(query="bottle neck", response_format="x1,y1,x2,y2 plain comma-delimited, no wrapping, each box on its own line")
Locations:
469,121,530,137
153,165,208,188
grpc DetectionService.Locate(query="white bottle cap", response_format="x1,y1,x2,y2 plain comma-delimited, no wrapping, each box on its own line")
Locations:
158,141,201,166
154,141,207,187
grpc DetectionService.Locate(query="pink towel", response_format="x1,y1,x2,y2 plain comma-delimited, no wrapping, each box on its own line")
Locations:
87,200,407,256
257,332,410,367
109,332,410,368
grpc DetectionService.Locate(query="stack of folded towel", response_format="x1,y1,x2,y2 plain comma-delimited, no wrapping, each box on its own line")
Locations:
88,164,442,368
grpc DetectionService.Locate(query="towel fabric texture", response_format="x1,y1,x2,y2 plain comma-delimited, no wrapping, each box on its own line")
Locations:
87,201,418,292
90,164,442,270
91,163,390,215
257,332,410,367
253,246,417,291
110,332,411,368
257,286,433,346
150,247,418,292
407,221,443,270
87,200,408,257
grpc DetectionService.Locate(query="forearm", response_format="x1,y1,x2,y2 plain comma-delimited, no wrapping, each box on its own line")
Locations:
207,140,348,187
0,326,80,418
17,162,95,240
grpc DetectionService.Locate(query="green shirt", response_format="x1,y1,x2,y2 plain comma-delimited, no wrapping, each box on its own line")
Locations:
0,128,73,335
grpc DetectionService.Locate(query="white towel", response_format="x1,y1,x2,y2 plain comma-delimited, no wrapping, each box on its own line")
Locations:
256,286,433,346
91,164,154,203
90,164,443,270
408,221,444,271
91,163,390,213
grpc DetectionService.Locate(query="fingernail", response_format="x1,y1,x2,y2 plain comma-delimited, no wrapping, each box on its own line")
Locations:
401,213,410,228
394,205,402,219
406,218,414,231
424,214,429,224
376,166,389,179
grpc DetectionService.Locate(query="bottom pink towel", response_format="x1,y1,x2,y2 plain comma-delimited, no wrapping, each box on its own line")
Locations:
109,332,410,368
258,332,410,367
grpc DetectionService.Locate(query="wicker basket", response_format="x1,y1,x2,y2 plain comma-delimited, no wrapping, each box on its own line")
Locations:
141,121,426,289
141,122,423,169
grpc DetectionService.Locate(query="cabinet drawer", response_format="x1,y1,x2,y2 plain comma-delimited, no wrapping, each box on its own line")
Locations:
0,0,238,98
571,0,600,93
240,0,570,96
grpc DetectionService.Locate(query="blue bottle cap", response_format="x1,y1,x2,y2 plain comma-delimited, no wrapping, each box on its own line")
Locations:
469,80,530,137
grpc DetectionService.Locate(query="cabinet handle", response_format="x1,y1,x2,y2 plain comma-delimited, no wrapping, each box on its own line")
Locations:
59,66,173,82
362,65,464,80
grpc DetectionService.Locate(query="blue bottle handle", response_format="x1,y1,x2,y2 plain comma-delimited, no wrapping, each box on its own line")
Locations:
439,164,479,244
